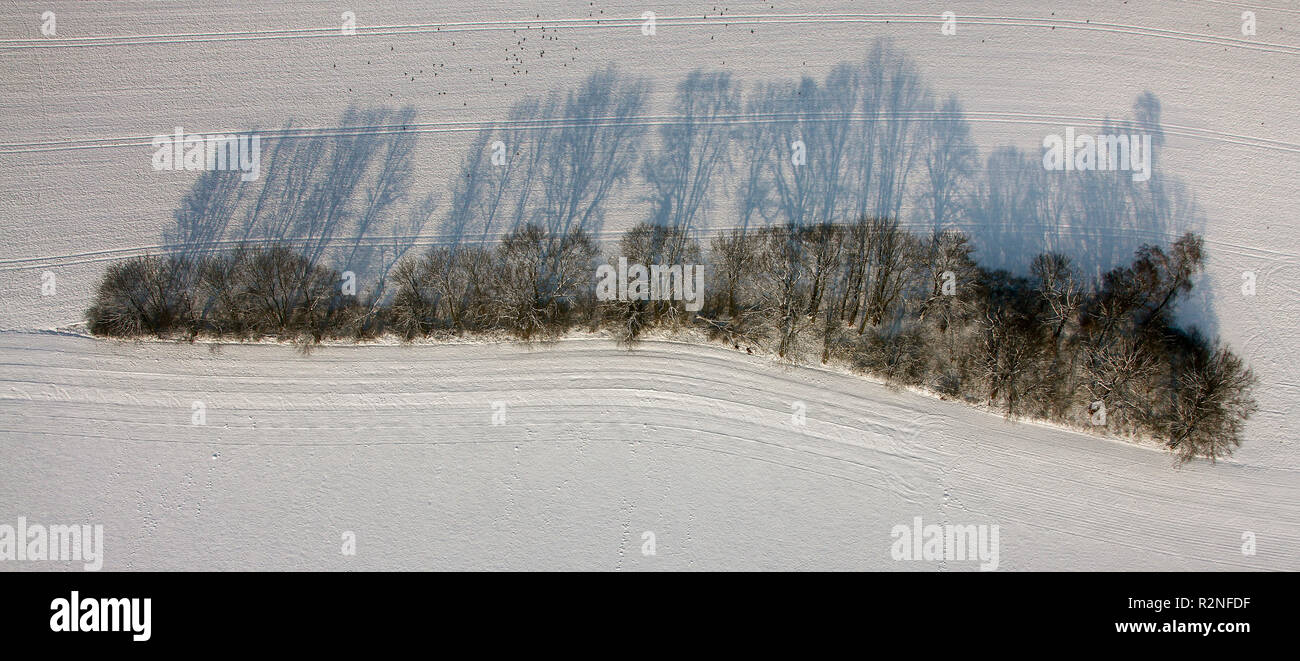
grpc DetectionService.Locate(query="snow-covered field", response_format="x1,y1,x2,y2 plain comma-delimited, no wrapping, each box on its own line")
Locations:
1,332,1295,570
1,2,1298,569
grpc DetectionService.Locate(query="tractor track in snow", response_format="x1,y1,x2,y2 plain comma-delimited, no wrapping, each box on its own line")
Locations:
2,12,1297,55
1,332,1295,570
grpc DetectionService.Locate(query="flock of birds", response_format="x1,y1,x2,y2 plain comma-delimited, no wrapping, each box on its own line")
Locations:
329,4,750,103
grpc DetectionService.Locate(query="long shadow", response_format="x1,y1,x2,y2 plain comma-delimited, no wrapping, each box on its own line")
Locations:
164,106,427,303
160,45,1219,339
958,93,1214,335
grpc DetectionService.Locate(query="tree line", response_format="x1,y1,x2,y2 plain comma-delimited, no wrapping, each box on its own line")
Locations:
84,40,1253,463
87,221,1255,464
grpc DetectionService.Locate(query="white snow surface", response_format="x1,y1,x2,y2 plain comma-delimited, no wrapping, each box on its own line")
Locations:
1,2,1298,569
1,332,1296,570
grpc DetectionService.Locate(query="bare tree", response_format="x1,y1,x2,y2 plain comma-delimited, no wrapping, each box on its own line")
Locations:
1082,334,1159,433
1167,339,1258,463
1030,252,1083,346
709,228,757,318
232,247,338,336
86,256,194,337
916,229,979,332
388,252,439,339
799,223,844,316
1133,232,1205,327
355,192,438,335
615,222,702,331
976,307,1038,416
859,216,915,329
752,225,811,359
494,223,597,339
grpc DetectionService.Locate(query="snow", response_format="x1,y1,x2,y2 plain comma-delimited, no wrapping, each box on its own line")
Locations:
1,2,1298,569
0,332,1294,570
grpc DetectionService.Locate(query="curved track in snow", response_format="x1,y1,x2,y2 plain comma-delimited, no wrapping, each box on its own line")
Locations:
1,333,1294,570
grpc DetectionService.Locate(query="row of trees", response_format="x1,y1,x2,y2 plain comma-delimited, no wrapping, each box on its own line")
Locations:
88,223,1255,464
156,42,1201,353
444,41,1192,283
94,41,1249,463
86,247,372,343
